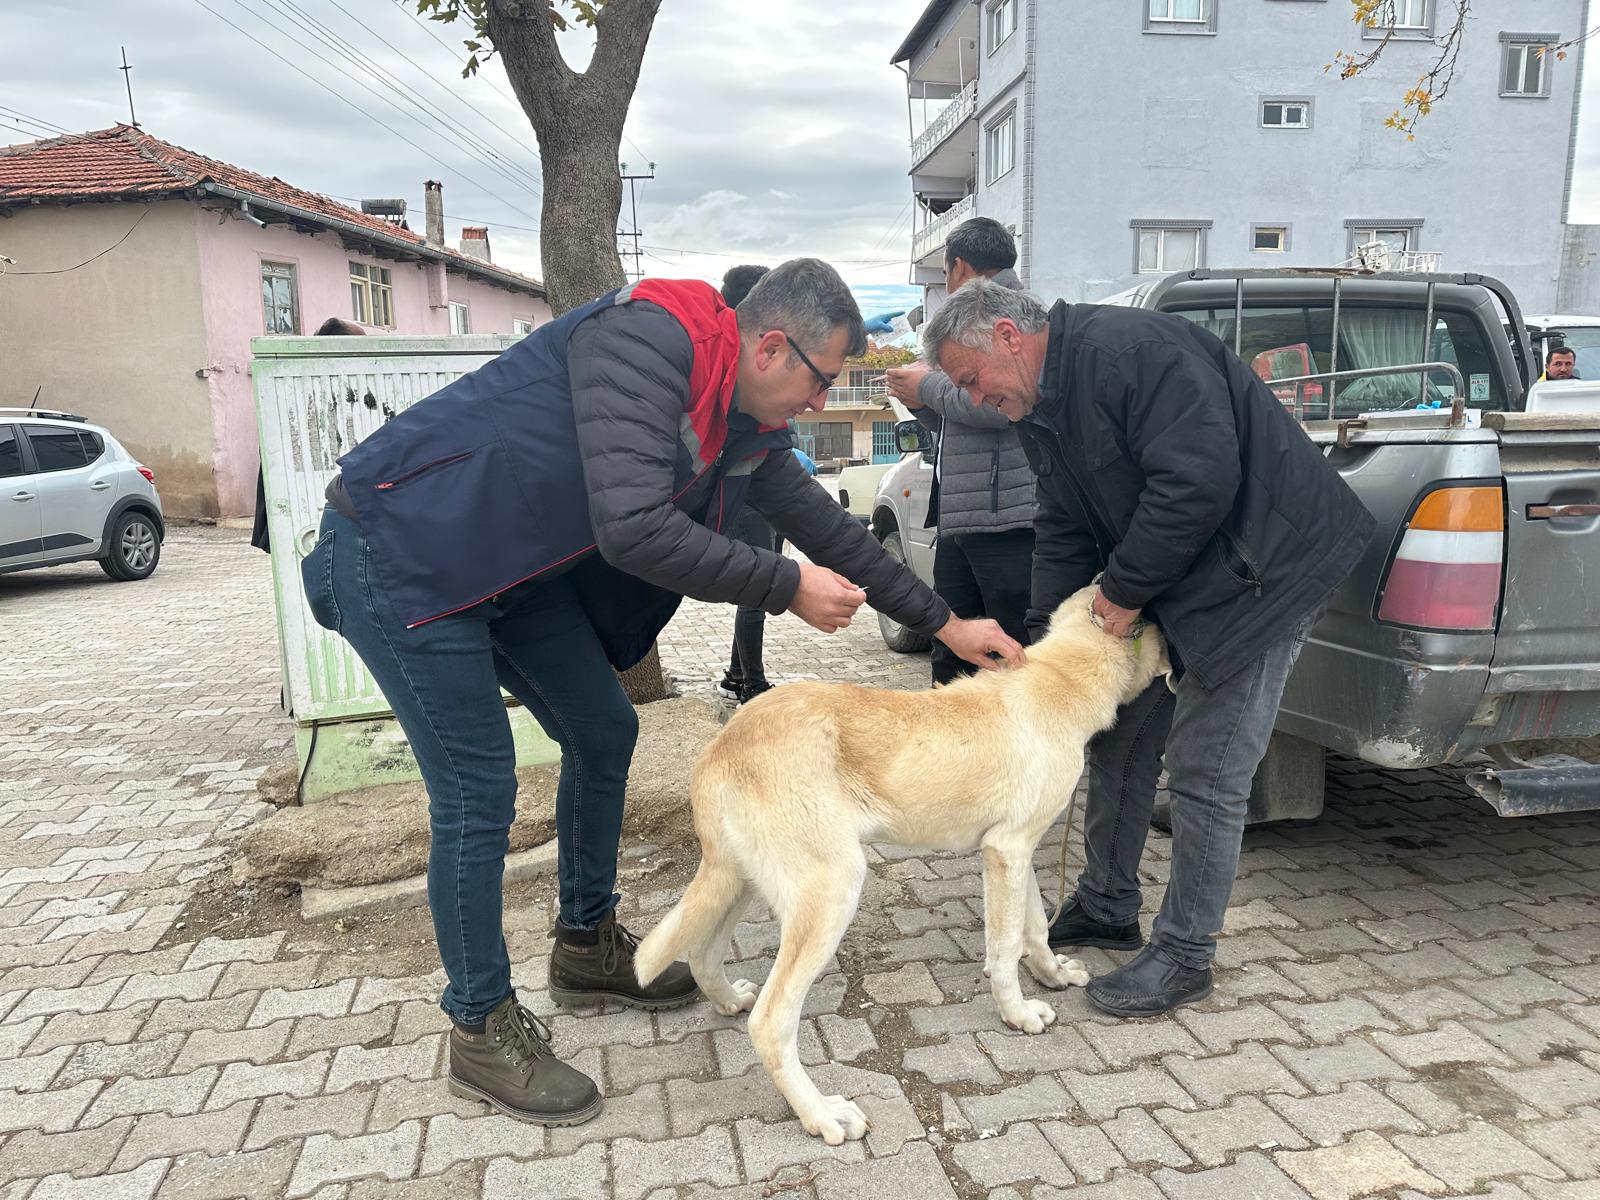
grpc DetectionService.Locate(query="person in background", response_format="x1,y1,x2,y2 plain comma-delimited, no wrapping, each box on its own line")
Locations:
884,218,1037,686
718,264,782,703
252,317,367,554
791,445,818,476
1542,344,1580,381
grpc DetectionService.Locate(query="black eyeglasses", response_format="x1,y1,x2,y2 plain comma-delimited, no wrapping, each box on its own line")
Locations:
785,334,836,396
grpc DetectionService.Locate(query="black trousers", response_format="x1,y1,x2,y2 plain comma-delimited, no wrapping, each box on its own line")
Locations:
929,527,1035,686
726,507,781,684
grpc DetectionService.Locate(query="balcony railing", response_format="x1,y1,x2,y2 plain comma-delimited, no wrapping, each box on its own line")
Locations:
911,193,975,264
910,78,978,166
825,386,891,408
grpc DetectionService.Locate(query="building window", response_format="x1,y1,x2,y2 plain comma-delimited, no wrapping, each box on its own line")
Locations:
1364,0,1431,38
1144,0,1216,34
449,301,471,335
349,262,394,327
260,261,300,334
1252,225,1289,252
1133,223,1209,273
1501,36,1556,98
1261,98,1311,129
512,317,535,336
986,0,1017,52
985,111,1016,184
1346,221,1422,257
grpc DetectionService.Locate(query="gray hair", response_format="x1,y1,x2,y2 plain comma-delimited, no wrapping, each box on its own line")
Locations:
921,278,1049,362
737,257,867,360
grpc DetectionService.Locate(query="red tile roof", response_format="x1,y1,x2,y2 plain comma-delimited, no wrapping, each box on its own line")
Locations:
0,125,543,295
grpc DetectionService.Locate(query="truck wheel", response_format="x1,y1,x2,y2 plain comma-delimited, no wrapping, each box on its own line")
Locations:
876,531,931,654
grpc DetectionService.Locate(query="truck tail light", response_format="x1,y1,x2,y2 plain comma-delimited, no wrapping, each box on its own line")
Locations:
136,465,156,484
1377,485,1504,631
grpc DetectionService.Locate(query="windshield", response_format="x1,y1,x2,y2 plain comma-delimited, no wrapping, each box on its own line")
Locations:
1169,303,1507,417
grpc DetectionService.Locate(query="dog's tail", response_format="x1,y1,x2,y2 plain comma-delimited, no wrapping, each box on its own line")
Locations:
635,784,745,987
635,847,743,985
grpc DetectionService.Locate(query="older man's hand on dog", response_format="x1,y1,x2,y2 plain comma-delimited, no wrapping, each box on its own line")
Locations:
1091,588,1143,639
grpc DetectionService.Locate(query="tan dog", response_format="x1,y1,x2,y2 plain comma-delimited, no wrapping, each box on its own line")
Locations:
635,585,1169,1144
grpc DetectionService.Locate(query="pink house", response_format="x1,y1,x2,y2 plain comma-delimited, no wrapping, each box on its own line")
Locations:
0,126,551,518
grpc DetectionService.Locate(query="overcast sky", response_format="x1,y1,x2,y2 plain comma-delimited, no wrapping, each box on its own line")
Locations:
4,0,1599,318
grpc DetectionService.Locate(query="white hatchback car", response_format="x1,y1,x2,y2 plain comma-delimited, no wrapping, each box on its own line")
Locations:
0,409,165,581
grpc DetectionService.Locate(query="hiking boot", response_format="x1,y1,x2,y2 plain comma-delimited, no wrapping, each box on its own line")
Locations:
737,679,774,705
1047,895,1144,952
446,994,602,1126
548,910,700,1010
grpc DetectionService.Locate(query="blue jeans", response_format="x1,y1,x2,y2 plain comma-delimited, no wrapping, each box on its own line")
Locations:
301,508,637,1024
1074,615,1315,969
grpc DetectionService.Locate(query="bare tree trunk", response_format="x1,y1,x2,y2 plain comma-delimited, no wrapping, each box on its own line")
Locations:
488,0,673,702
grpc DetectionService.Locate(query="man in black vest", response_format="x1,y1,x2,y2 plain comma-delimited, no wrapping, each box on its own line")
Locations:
922,280,1374,1017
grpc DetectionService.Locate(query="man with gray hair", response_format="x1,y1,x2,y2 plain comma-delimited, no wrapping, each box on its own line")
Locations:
923,279,1374,1017
306,259,1025,1126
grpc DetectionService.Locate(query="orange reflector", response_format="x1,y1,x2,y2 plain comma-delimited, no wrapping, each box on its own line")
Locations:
1410,486,1503,533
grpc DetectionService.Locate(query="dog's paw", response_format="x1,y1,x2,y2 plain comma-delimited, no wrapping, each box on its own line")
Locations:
1001,997,1058,1035
713,978,759,1017
1026,951,1091,989
802,1095,870,1145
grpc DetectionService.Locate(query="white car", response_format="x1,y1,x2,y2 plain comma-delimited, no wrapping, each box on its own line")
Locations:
0,409,165,581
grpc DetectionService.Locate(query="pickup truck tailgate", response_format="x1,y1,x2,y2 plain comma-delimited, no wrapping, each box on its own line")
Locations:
1486,414,1600,726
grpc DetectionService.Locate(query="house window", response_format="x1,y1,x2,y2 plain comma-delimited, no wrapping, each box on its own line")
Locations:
1253,225,1289,252
986,0,1017,52
1501,36,1555,98
349,262,394,327
1145,0,1216,33
1393,0,1427,28
1133,222,1210,273
512,317,535,336
1365,0,1430,38
260,261,299,334
1347,221,1422,257
985,111,1016,184
1261,99,1311,128
449,302,471,335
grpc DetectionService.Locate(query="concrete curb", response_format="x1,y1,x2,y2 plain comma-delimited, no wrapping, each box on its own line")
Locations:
299,838,560,921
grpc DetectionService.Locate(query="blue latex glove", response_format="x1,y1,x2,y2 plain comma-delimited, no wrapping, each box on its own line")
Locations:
862,310,906,335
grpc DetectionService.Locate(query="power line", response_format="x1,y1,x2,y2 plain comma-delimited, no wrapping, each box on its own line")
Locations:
390,0,651,166
189,0,541,224
309,0,545,197
247,0,541,198
4,206,152,275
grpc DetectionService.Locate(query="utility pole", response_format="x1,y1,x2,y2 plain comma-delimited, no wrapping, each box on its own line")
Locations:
119,47,139,128
618,161,654,283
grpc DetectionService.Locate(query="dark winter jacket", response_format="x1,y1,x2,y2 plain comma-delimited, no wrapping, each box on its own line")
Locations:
1016,300,1376,689
334,279,949,669
913,268,1037,536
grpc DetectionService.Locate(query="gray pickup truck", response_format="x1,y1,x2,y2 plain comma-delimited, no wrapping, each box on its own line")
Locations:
872,269,1600,820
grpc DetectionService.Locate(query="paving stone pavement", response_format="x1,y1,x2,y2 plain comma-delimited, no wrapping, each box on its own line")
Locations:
1,527,1598,1198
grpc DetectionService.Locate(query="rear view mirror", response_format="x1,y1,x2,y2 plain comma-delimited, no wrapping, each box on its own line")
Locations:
895,419,933,454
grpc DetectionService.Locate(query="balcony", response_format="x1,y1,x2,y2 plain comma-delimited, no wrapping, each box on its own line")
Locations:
912,193,975,266
825,386,892,410
911,79,977,168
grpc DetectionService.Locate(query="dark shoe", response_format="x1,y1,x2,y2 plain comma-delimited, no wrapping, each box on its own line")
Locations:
549,910,700,1010
446,994,602,1126
1047,895,1144,952
719,669,743,697
1084,945,1212,1018
736,679,773,705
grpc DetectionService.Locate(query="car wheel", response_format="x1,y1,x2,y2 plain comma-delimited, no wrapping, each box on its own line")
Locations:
100,511,160,581
876,530,932,654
